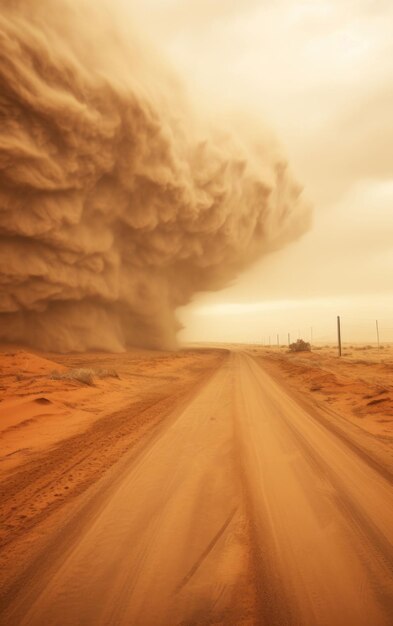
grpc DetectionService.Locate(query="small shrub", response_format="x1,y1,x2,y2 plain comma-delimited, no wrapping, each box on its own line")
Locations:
289,339,311,353
50,367,119,386
96,369,120,379
51,368,95,386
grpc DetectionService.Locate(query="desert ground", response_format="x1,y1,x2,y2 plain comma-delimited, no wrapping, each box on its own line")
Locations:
0,344,392,625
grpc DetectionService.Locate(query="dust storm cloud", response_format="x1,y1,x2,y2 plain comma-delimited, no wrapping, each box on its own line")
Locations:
0,0,311,351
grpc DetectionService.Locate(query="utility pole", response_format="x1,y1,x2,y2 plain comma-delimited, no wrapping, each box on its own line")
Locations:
269,335,271,347
288,332,290,346
310,326,313,346
277,334,279,347
337,315,342,357
376,320,380,349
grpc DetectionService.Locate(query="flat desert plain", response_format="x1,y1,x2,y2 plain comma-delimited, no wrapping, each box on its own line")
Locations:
0,345,392,625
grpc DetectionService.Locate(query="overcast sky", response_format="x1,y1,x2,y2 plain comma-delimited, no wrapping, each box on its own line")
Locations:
133,0,393,344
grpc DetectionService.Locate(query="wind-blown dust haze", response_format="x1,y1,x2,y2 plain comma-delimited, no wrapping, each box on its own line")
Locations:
0,0,310,351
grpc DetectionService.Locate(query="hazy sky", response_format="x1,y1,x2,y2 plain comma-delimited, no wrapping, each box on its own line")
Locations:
133,0,393,344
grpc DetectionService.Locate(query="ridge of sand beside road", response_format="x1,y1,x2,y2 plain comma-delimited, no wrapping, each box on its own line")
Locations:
250,346,393,438
249,346,393,476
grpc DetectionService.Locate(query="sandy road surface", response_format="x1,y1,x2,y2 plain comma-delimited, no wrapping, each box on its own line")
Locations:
2,352,393,625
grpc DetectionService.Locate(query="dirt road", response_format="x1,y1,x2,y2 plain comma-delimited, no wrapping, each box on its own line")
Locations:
1,352,393,625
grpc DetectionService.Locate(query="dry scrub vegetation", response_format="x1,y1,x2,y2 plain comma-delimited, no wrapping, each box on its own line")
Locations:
50,368,120,386
289,339,311,353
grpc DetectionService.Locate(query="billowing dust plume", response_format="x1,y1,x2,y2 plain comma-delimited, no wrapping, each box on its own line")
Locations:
0,0,311,351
